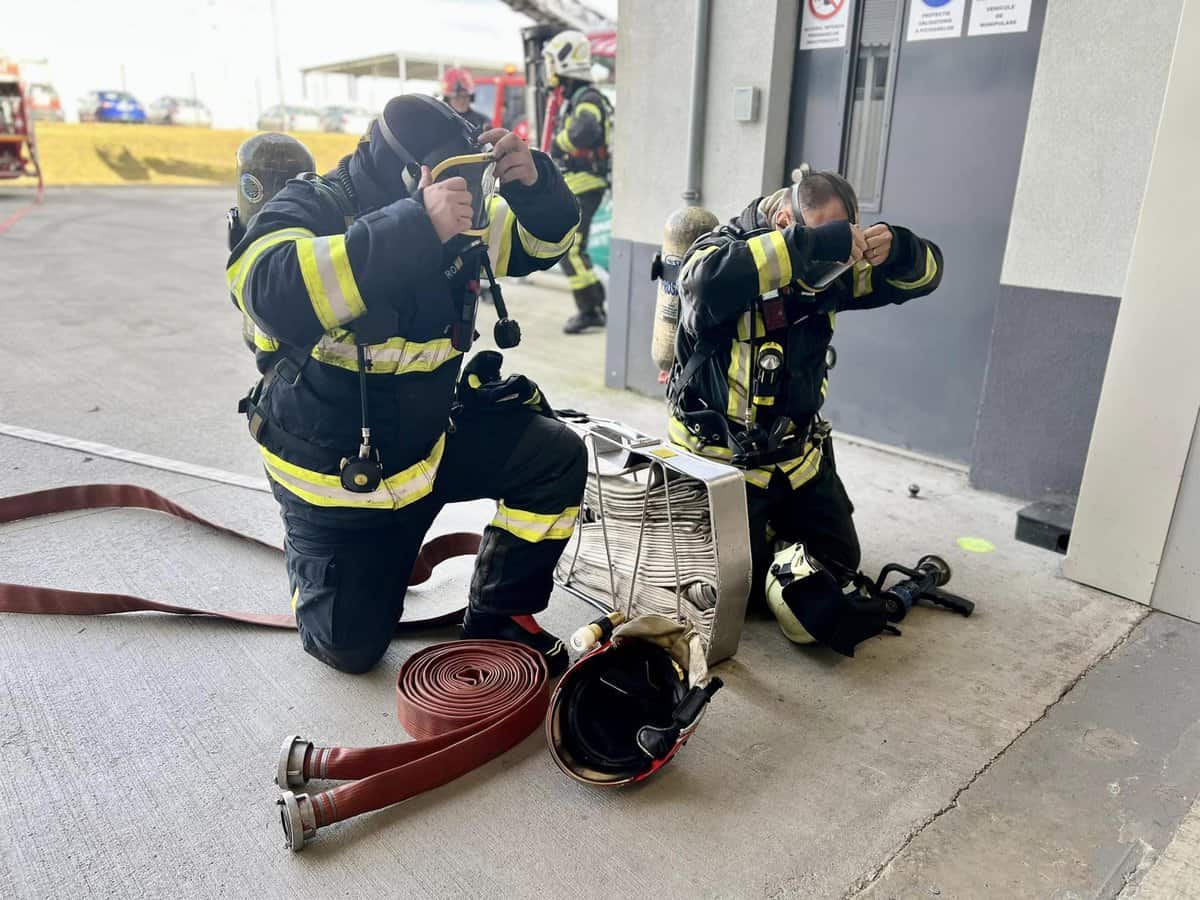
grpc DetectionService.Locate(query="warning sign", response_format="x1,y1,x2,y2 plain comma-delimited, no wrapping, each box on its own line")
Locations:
967,0,1032,37
906,0,966,42
799,0,852,51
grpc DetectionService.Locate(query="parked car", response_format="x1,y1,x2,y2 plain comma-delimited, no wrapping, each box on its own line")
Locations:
27,83,64,122
78,90,146,123
320,105,373,134
257,104,322,133
147,96,212,127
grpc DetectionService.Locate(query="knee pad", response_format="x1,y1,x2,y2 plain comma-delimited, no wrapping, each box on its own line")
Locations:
300,631,386,675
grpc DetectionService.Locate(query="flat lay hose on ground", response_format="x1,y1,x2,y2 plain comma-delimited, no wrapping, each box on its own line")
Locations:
0,483,479,627
276,640,549,850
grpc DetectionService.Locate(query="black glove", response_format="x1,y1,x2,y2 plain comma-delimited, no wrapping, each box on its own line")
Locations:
456,351,555,418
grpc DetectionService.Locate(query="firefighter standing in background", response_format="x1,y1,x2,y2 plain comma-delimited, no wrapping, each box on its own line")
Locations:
441,67,491,132
668,168,944,651
544,30,613,335
226,95,583,676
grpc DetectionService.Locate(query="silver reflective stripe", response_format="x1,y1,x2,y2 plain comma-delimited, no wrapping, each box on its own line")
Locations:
312,334,460,374
311,236,357,324
486,197,511,270
759,233,783,288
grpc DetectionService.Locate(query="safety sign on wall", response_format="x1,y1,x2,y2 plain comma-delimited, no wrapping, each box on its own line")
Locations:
799,0,853,51
906,0,966,42
967,0,1032,36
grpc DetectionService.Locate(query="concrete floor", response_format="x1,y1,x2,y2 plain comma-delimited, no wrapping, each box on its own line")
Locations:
1,188,1198,899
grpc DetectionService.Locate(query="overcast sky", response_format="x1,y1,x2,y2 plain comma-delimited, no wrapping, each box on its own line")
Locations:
4,0,617,128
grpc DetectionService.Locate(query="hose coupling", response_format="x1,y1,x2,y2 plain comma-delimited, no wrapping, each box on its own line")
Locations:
276,734,312,789
277,791,317,852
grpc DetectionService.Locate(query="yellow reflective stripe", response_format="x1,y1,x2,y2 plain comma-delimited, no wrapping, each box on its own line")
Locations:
555,129,577,154
746,231,791,295
744,467,772,489
518,220,577,259
886,247,938,291
240,312,280,352
829,311,837,330
667,417,734,459
482,196,516,276
491,502,580,543
853,260,874,298
735,310,767,341
296,234,367,330
567,272,598,290
260,433,445,510
291,587,300,613
226,227,315,310
726,340,752,423
564,172,607,194
310,332,461,375
782,446,823,489
575,102,603,121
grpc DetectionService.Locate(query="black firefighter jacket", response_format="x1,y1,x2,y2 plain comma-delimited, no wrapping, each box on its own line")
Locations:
225,150,579,511
669,197,943,489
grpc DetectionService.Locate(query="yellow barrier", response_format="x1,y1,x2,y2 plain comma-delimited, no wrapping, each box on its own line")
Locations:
33,123,359,186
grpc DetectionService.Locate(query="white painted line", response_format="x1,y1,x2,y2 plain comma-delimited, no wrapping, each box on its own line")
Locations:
0,422,270,493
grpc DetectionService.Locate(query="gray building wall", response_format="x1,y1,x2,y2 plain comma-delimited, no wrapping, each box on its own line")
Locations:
608,0,1182,500
1002,0,1185,298
785,3,1048,463
608,0,799,400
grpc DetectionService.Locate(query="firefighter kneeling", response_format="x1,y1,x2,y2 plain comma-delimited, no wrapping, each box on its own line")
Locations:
226,95,584,675
667,167,950,655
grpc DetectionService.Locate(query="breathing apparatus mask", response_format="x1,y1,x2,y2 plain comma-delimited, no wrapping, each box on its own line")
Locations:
784,169,861,293
547,614,723,787
373,94,497,240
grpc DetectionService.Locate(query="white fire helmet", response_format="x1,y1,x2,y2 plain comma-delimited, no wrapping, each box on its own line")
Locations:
764,542,820,644
543,30,594,85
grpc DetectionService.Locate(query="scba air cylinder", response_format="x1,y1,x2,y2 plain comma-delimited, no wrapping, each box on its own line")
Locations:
650,206,719,373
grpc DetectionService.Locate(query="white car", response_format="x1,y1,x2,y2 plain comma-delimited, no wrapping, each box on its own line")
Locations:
257,104,322,133
321,105,373,135
147,96,212,127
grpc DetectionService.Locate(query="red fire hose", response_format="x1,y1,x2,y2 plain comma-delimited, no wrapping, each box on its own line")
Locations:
1,484,550,851
276,640,549,850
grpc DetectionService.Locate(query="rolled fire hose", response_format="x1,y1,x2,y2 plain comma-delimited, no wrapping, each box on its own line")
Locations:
276,640,549,850
0,483,478,628
556,471,720,636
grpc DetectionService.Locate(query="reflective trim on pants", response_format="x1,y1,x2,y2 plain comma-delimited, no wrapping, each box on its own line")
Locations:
491,502,580,543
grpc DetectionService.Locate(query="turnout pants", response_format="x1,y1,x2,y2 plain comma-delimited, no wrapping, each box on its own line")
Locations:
746,438,861,606
560,187,606,314
275,409,587,673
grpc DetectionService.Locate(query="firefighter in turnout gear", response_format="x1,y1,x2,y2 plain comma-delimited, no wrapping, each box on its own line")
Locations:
667,168,943,638
441,67,491,133
226,94,584,675
544,29,613,334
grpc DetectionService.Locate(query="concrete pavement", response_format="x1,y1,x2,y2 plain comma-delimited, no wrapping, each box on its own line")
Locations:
1,188,1197,899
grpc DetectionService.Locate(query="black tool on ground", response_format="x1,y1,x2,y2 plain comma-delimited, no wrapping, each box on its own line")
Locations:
339,343,383,493
874,555,974,622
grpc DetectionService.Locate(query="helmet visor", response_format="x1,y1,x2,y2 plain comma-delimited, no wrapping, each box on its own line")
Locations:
429,151,496,238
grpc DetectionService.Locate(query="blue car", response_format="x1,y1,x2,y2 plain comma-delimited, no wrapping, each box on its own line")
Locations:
78,90,146,123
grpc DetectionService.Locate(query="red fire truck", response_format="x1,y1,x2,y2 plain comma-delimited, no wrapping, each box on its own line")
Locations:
0,59,42,188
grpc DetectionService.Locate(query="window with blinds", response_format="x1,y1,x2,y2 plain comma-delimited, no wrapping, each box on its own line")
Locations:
843,0,904,212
